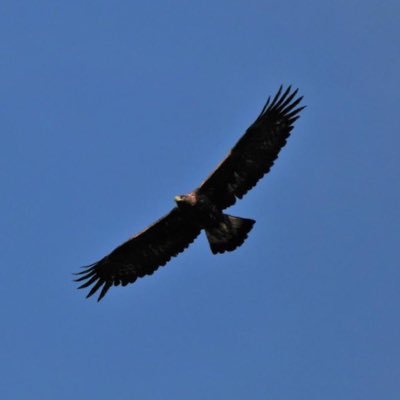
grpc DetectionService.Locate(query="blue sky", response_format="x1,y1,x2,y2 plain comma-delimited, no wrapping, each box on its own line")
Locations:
1,1,399,399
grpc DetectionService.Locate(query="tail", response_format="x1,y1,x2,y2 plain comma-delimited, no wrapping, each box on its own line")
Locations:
205,214,255,254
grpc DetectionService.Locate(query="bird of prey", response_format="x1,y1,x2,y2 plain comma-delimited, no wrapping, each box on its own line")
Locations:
75,86,305,301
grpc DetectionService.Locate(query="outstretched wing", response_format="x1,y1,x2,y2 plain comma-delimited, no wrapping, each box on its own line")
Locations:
198,86,305,209
75,208,201,301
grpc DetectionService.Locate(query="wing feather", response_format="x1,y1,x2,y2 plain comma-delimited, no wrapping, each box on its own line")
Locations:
75,207,201,301
198,86,305,209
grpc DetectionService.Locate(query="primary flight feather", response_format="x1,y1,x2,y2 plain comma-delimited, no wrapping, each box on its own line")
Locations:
75,86,305,301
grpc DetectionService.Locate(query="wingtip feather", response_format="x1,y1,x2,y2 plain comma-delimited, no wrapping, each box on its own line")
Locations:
270,85,283,108
77,275,98,289
97,281,112,301
86,279,105,299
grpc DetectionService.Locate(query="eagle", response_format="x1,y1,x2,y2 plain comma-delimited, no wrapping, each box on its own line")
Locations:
75,86,305,301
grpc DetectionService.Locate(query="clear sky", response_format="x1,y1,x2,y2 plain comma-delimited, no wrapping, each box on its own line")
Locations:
1,1,399,399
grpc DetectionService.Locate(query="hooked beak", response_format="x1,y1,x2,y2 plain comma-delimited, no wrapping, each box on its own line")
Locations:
174,195,183,202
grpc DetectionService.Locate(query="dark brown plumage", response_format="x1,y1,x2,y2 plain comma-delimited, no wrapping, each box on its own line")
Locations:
75,86,305,301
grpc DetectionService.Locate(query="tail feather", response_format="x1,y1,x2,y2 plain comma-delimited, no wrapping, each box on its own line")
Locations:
205,214,255,254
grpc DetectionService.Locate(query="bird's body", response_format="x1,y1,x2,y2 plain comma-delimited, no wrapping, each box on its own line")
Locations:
175,192,223,229
75,86,305,301
175,190,256,254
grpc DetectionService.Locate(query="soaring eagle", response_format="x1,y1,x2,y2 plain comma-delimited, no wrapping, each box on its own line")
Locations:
75,86,305,301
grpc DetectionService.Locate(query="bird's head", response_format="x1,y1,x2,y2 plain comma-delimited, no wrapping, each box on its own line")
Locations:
174,195,185,204
174,195,190,207
174,193,197,208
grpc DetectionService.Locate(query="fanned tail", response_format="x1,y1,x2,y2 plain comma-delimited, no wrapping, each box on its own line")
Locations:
205,214,255,254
